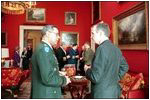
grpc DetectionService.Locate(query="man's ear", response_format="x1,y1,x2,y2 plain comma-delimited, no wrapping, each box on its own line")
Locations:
100,21,104,23
98,30,105,37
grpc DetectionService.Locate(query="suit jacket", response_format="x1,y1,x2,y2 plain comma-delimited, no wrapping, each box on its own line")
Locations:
27,48,33,59
31,42,66,99
67,48,79,68
85,40,128,98
21,51,30,70
55,47,67,70
83,48,94,65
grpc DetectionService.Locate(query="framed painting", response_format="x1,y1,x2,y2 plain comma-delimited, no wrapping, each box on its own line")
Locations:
65,12,76,25
61,32,79,46
92,1,101,24
1,32,7,47
26,8,45,23
113,2,148,50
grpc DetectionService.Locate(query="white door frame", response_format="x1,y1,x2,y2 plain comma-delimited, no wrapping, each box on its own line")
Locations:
19,25,44,56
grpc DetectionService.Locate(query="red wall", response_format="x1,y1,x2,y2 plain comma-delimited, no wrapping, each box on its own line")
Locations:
2,1,91,59
2,1,149,78
101,1,149,77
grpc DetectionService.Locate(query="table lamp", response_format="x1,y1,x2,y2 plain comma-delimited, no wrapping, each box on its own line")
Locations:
1,48,9,66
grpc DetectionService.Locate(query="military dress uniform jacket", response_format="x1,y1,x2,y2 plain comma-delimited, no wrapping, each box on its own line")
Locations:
85,40,128,98
31,42,67,99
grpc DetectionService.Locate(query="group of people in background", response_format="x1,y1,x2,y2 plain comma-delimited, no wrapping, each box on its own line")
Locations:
13,45,32,70
54,42,94,95
55,42,94,76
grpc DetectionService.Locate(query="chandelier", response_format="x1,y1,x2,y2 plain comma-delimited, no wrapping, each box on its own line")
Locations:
2,1,36,15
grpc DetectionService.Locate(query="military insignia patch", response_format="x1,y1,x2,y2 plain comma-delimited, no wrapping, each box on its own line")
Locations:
44,47,49,52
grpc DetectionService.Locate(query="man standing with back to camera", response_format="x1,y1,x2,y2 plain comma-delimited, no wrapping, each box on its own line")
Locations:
84,22,128,98
31,25,71,99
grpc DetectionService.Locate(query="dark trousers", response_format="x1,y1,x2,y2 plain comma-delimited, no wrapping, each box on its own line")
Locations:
79,60,85,76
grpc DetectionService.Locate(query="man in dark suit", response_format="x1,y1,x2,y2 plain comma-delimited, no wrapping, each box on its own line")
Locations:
67,44,79,70
31,25,71,99
55,43,70,95
21,47,30,70
84,22,128,98
55,43,69,71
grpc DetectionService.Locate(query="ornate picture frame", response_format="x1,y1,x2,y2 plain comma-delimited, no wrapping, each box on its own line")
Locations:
26,8,46,23
1,32,7,47
113,2,148,50
61,31,79,45
65,12,77,25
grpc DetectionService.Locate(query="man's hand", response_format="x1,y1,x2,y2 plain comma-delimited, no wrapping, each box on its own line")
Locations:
75,55,79,58
80,57,83,60
84,64,91,72
72,56,75,59
66,55,70,59
63,57,67,61
17,63,20,66
65,76,71,85
59,71,66,76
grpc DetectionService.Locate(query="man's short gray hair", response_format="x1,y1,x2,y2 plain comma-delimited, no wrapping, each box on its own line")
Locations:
41,25,58,35
95,22,110,37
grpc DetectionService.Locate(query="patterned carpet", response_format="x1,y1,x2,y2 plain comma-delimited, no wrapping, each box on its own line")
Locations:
18,80,72,99
17,80,31,99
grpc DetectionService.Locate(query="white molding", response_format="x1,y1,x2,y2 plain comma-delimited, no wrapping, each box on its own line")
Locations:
91,2,93,24
91,37,95,52
91,2,95,52
19,25,44,56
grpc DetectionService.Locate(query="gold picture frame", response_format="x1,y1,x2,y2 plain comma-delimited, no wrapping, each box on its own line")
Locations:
65,12,77,25
26,8,46,23
61,31,79,45
113,2,148,50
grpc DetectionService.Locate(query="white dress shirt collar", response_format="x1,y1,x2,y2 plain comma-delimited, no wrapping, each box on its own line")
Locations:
60,46,66,54
42,40,53,50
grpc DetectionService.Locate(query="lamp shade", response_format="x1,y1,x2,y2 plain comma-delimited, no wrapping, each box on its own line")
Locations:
2,48,9,58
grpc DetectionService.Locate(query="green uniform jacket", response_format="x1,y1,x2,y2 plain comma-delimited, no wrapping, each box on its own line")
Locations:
83,48,94,65
85,40,128,98
31,42,66,99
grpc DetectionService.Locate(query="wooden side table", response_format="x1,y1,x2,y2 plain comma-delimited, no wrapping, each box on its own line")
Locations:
69,76,89,99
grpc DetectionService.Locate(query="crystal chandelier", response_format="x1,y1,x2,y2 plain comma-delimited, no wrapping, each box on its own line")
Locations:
2,1,36,15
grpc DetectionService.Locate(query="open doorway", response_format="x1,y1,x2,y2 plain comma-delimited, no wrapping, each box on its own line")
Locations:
24,30,42,52
19,25,44,56
18,26,44,98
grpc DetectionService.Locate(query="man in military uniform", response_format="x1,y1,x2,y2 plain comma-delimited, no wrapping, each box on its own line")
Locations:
84,22,128,98
83,42,94,66
31,25,71,99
